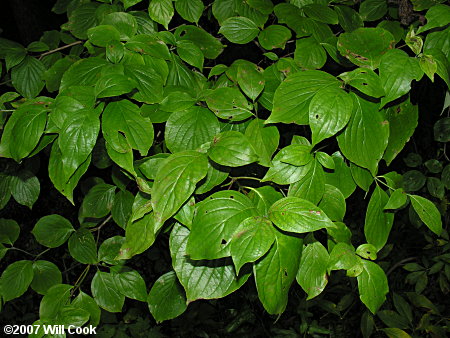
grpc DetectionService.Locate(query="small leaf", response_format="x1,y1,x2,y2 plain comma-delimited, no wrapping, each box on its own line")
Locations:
0,260,34,301
11,56,46,98
113,269,147,302
0,218,20,245
175,0,204,23
244,118,279,167
147,271,187,323
148,0,174,29
417,4,450,33
32,215,74,248
230,216,276,273
269,197,334,234
258,25,291,50
384,189,408,210
91,271,124,312
409,195,442,235
297,241,329,300
357,260,389,314
208,131,258,167
219,17,259,44
79,184,116,219
31,260,62,295
68,229,98,265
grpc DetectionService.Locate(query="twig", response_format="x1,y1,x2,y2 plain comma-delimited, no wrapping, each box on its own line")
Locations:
38,41,83,59
387,257,417,276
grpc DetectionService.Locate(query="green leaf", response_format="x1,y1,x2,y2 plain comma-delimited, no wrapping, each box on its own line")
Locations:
49,143,91,204
328,242,359,271
187,190,258,259
442,164,450,189
126,34,171,60
39,283,72,321
258,25,291,50
356,243,378,260
359,0,388,21
111,190,133,229
269,197,334,233
31,260,62,295
324,153,357,198
60,58,108,91
237,62,264,101
98,236,126,265
208,131,258,167
384,99,419,165
309,87,353,145
175,25,224,59
91,271,125,312
7,105,46,162
5,47,26,71
244,118,279,167
102,100,154,156
288,159,325,205
159,90,196,113
195,160,230,194
316,152,335,170
106,40,125,64
0,174,11,210
409,195,442,235
118,212,157,259
338,68,385,98
262,156,312,185
294,37,327,70
113,269,147,301
9,170,40,209
165,106,219,153
337,27,395,69
176,40,204,70
434,117,450,142
59,107,100,180
32,214,74,248
125,63,164,104
205,87,253,121
384,188,408,210
175,0,204,23
0,260,34,301
0,219,20,245
95,73,135,98
71,291,101,326
357,260,389,314
254,229,302,314
212,0,235,24
297,241,329,300
335,5,363,32
337,95,389,174
219,17,259,44
379,49,423,107
230,216,276,273
79,184,116,219
11,56,46,98
268,70,339,125
68,229,98,264
365,186,394,251
152,151,208,226
44,56,76,92
148,0,174,29
68,3,98,39
318,184,346,222
170,223,250,302
100,12,138,40
87,25,121,47
417,4,450,33
403,170,426,192
148,271,187,323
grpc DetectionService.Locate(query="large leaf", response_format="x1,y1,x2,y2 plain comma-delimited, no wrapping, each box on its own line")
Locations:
294,37,327,70
0,260,34,302
118,212,157,259
338,68,385,98
365,185,394,251
229,216,276,273
9,170,40,209
297,241,329,300
187,190,258,260
254,229,302,314
32,214,74,248
410,195,442,235
151,151,208,226
113,269,147,302
148,271,187,323
170,223,250,302
269,197,334,233
205,87,253,121
417,4,450,33
11,56,46,98
318,184,346,222
60,58,108,91
125,63,164,104
68,229,98,265
324,152,356,198
102,100,154,156
79,183,116,219
236,61,265,101
384,99,419,165
267,70,339,125
175,25,224,59
337,94,389,174
219,17,259,44
59,107,100,180
100,12,138,40
175,0,204,23
337,27,395,69
379,49,423,107
165,106,219,153
357,260,389,314
258,25,291,50
39,284,72,321
207,131,258,167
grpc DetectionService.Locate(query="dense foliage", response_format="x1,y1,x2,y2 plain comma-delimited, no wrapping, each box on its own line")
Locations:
0,0,449,336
